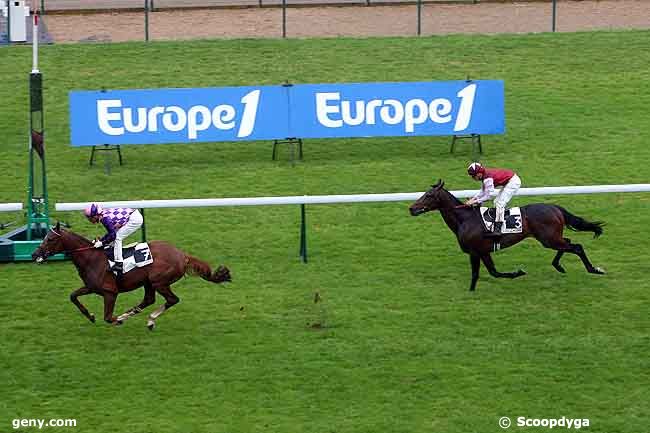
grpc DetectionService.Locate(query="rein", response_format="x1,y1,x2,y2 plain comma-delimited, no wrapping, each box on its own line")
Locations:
47,228,97,255
67,246,96,253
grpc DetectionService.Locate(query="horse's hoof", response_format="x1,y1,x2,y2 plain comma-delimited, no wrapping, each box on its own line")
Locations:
214,266,232,283
517,269,527,277
147,320,155,331
113,319,123,326
89,314,96,323
594,267,606,275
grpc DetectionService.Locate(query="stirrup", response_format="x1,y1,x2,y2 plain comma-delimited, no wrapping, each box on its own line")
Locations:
485,223,502,237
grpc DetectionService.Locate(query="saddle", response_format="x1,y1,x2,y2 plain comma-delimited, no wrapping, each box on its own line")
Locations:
103,242,154,274
479,207,523,235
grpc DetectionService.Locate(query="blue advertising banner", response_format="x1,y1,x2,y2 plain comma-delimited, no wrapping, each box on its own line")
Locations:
290,80,504,138
69,80,504,146
70,86,290,146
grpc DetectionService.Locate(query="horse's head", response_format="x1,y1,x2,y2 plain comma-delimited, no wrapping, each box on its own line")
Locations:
409,179,446,216
32,222,66,263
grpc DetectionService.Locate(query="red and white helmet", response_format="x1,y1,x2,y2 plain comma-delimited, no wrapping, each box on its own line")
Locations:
83,203,102,218
467,162,485,177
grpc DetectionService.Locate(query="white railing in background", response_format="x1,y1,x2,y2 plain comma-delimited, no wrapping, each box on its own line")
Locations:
55,184,650,210
0,203,23,212
52,183,650,263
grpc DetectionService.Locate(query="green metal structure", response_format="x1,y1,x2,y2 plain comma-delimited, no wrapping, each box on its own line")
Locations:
0,32,64,262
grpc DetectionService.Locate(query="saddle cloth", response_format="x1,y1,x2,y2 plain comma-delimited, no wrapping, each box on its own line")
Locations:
104,242,154,274
480,207,523,234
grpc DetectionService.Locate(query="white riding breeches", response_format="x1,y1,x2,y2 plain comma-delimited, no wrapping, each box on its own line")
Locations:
113,210,143,262
494,174,521,223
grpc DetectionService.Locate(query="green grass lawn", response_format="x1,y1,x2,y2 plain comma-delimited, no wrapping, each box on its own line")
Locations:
1,31,649,433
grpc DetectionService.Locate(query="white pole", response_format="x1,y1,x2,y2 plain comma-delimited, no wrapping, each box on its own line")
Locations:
55,184,650,211
31,12,39,73
0,203,23,212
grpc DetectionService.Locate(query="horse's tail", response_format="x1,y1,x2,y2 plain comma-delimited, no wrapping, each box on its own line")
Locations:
557,206,604,238
185,256,232,284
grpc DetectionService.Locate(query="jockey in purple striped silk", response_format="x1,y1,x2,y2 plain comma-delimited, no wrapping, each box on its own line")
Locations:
83,203,144,274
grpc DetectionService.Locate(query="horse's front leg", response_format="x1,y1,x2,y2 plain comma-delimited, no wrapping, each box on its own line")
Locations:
102,291,121,325
70,287,96,323
469,254,480,291
481,254,526,279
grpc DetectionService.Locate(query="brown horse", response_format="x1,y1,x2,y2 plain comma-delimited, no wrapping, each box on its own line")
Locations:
409,180,605,291
32,222,231,329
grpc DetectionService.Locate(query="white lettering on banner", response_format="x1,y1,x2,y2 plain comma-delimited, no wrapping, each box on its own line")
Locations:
454,83,476,131
315,84,477,133
316,93,342,127
97,99,124,135
96,90,260,139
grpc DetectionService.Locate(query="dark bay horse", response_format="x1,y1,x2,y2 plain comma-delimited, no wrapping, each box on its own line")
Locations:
409,180,605,291
32,222,231,329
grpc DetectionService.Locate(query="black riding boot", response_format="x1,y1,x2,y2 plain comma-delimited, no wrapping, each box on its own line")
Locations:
485,222,503,238
111,261,123,275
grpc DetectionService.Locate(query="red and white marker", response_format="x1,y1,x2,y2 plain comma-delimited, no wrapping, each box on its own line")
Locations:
31,5,39,73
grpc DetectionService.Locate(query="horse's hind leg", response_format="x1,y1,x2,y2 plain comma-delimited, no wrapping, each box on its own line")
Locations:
117,282,156,323
551,238,571,273
541,236,605,275
552,251,566,273
70,286,95,323
469,254,480,291
146,285,180,331
102,291,120,325
481,254,526,279
570,243,606,274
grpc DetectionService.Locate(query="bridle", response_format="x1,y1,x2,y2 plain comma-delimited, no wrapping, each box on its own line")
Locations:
39,228,96,257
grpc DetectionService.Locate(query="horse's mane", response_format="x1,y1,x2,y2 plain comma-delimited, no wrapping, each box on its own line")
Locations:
435,180,464,206
61,228,92,245
441,187,463,206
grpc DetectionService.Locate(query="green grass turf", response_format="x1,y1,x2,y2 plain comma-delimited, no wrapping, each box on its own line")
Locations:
0,31,649,433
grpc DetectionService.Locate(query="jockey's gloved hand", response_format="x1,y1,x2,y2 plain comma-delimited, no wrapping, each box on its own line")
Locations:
93,240,103,248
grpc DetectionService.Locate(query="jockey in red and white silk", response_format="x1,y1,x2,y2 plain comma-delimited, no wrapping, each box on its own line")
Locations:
466,162,522,234
83,203,144,272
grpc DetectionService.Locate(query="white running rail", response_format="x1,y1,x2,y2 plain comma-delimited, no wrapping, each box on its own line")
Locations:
55,184,650,210
0,203,23,212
